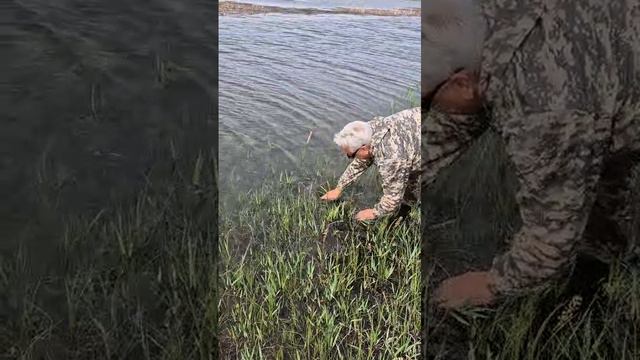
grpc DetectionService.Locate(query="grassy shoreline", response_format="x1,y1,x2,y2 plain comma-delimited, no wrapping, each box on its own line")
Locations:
219,167,421,358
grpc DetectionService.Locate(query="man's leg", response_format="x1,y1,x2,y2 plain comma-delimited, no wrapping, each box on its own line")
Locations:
582,105,640,261
565,150,639,304
390,173,420,224
581,150,640,263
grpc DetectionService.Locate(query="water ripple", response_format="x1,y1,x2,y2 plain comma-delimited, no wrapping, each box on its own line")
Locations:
219,14,420,190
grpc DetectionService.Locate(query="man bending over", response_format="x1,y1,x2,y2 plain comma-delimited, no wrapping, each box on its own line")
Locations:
322,107,421,222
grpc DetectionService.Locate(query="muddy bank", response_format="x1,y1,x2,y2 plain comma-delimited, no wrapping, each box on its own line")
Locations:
219,1,420,16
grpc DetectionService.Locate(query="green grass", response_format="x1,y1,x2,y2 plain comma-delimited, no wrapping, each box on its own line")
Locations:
425,263,640,359
0,151,218,359
424,131,640,359
218,160,421,359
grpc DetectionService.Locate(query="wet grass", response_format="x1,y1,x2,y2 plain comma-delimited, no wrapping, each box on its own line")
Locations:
0,151,218,359
219,165,421,359
424,131,640,359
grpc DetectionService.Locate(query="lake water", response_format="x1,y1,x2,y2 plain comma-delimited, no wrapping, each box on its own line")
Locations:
219,13,420,194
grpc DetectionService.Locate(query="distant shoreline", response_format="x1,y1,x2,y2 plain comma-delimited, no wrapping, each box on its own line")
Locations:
219,1,421,16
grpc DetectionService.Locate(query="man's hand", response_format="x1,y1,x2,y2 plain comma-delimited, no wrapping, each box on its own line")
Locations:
355,208,377,222
320,188,342,202
433,271,496,309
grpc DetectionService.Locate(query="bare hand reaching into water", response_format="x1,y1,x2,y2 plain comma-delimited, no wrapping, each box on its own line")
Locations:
320,188,342,201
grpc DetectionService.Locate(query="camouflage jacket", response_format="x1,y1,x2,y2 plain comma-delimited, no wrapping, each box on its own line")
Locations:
424,0,640,296
338,107,421,218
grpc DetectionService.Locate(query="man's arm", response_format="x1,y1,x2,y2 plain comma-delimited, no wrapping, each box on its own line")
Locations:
423,110,488,189
488,110,607,296
336,157,372,190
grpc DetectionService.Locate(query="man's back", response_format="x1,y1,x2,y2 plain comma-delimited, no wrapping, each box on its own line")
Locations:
370,107,421,172
480,0,639,157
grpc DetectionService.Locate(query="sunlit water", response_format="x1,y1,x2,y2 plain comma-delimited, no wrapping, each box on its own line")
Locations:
219,14,420,195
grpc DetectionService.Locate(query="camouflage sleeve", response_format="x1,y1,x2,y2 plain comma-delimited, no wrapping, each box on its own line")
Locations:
423,110,488,189
373,158,410,217
336,158,373,190
488,110,608,296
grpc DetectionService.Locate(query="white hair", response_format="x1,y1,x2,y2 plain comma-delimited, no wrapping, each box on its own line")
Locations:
333,121,373,153
423,0,486,93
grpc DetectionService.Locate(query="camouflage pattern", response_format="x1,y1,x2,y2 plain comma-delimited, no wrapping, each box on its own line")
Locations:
337,107,421,218
423,0,640,296
422,110,489,189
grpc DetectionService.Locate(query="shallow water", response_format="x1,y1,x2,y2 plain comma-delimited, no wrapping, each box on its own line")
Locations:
219,14,420,193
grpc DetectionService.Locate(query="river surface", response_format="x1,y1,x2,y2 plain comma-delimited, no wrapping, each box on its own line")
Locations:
219,12,420,194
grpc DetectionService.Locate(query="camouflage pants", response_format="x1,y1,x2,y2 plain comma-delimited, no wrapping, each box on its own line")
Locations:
580,108,640,262
403,171,421,205
391,171,421,221
581,150,640,263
